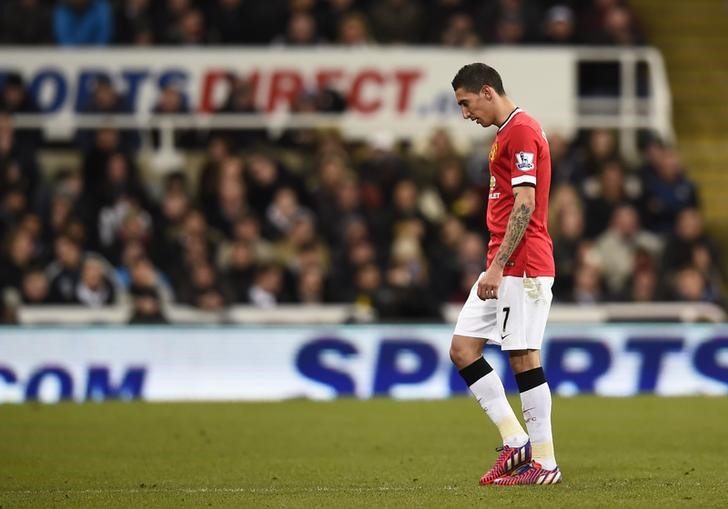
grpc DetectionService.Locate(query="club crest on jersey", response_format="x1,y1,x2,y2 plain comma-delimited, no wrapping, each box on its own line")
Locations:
489,142,498,162
489,175,496,190
515,151,535,171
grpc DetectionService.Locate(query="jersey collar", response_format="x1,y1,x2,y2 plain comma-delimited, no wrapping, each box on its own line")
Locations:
497,107,522,132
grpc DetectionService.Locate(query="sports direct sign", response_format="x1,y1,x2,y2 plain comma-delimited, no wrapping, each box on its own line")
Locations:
0,325,727,403
0,48,576,138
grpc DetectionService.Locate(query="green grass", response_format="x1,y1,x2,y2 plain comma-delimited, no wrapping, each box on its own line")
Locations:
1,397,727,508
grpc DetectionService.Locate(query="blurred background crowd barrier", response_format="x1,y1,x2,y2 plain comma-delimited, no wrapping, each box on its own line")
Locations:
0,0,725,328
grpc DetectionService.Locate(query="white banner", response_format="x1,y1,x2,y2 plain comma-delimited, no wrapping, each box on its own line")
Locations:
0,324,727,403
0,47,576,139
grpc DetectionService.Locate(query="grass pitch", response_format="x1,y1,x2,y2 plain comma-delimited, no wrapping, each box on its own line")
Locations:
1,396,727,508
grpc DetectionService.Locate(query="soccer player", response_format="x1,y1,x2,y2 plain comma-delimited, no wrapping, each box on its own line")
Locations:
449,63,561,486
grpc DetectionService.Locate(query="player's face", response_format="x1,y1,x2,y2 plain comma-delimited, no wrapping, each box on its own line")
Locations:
455,86,495,127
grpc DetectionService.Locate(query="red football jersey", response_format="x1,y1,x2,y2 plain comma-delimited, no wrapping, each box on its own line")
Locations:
485,108,555,277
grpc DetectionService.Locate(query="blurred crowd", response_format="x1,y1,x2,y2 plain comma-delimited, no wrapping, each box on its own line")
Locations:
0,0,724,324
0,79,725,323
0,0,646,48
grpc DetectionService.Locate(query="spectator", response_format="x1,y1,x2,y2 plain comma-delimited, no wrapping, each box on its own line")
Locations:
662,207,724,294
46,234,84,303
181,261,231,311
352,262,383,311
582,159,641,238
231,213,274,262
591,204,662,298
317,0,357,42
151,84,196,149
40,170,84,247
548,132,577,185
169,8,207,45
641,145,698,234
204,156,248,238
0,228,37,291
626,267,659,303
542,5,577,45
128,285,167,323
274,11,322,45
591,5,646,46
478,0,542,44
264,187,314,241
245,152,309,218
552,201,587,301
128,254,173,301
20,267,51,304
429,215,467,301
0,73,39,114
369,0,423,44
248,263,287,307
0,0,53,44
440,12,480,47
493,13,527,44
668,266,721,304
75,255,118,307
0,113,40,205
448,231,486,302
197,137,231,209
570,128,621,187
662,208,718,271
158,0,192,42
311,155,350,241
222,240,257,303
337,13,372,46
295,265,327,304
433,158,468,217
113,0,154,45
78,78,138,152
571,262,604,304
208,0,247,44
54,0,113,46
375,236,442,322
152,172,192,266
92,152,152,257
424,0,471,42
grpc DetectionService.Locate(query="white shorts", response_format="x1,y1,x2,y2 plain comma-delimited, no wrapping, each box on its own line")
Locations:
453,274,553,351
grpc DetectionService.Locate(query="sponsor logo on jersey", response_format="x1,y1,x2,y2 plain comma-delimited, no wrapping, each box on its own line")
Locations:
515,151,535,171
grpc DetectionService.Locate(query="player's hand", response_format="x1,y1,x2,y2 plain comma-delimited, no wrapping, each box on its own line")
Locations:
477,265,503,300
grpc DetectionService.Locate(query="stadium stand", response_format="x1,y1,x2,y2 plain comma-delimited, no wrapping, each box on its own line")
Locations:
0,0,725,324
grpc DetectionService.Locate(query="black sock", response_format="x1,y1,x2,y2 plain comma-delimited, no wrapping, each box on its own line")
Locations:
458,357,493,386
515,367,547,393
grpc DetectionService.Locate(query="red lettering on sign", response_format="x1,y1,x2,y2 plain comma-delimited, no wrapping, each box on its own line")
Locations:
393,69,422,113
199,70,227,113
267,70,304,111
316,69,344,91
348,70,385,114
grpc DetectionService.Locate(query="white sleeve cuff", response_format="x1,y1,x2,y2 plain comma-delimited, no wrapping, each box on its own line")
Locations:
511,175,537,186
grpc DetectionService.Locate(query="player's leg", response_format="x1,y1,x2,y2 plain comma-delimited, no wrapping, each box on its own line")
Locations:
493,276,560,485
450,273,530,485
510,349,557,470
450,335,529,449
492,348,561,485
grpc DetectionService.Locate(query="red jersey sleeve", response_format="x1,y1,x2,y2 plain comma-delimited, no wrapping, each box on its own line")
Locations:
508,125,540,189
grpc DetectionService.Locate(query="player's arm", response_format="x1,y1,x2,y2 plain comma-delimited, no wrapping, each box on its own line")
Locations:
492,186,535,270
477,185,535,300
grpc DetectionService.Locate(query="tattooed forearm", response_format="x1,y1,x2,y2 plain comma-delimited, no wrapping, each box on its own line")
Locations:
493,197,534,269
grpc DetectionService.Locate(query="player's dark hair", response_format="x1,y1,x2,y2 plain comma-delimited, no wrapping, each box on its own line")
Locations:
451,63,506,96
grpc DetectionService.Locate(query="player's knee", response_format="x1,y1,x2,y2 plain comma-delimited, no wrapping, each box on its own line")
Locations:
449,339,480,369
508,349,541,374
